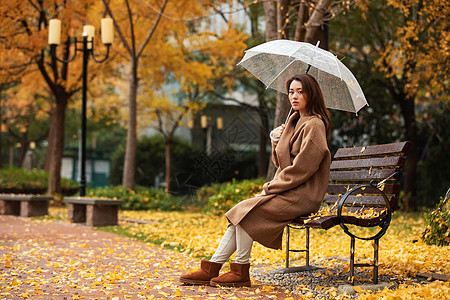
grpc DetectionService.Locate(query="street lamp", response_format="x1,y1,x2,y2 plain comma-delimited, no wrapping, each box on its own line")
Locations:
200,115,224,156
48,18,113,196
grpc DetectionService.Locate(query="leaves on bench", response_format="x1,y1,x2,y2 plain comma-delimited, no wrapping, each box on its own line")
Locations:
302,205,387,225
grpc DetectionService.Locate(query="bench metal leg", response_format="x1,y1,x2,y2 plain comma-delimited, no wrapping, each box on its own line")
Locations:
286,226,290,268
350,236,355,283
373,239,379,284
273,226,316,274
305,227,310,267
286,226,310,268
349,236,380,284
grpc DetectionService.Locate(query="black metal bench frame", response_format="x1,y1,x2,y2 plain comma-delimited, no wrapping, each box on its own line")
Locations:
282,141,412,284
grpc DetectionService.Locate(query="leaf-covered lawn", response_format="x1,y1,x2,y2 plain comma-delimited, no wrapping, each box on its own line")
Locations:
106,209,450,299
3,207,448,299
114,210,449,273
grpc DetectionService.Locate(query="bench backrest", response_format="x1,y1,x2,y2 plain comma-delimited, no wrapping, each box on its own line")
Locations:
324,141,412,211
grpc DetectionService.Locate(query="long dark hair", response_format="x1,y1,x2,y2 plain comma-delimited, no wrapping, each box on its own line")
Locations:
285,74,331,139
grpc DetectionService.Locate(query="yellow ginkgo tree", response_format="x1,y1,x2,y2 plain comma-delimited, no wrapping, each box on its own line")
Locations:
353,0,449,210
0,0,108,193
2,74,50,166
99,0,247,190
138,26,247,192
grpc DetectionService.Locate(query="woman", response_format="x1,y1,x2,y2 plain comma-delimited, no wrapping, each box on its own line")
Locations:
180,74,331,287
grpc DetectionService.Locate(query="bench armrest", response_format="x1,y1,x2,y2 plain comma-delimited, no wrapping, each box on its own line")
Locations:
337,184,392,241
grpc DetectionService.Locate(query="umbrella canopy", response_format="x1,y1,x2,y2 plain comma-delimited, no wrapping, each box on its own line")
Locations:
237,40,368,114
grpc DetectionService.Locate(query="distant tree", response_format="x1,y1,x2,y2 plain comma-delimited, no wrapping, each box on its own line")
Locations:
100,0,171,190
331,0,449,210
3,82,49,166
101,0,248,191
139,26,247,192
219,1,275,178
0,1,101,193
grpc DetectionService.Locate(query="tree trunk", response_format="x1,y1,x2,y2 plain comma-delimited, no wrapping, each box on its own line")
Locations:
304,0,330,49
277,0,289,39
122,61,138,189
263,1,277,41
398,96,418,211
257,99,269,177
44,96,56,172
294,1,309,42
0,90,2,169
164,139,172,192
47,96,68,194
266,92,290,180
265,0,291,181
18,132,29,168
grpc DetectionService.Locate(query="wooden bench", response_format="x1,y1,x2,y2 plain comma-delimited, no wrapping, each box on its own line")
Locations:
64,197,123,227
0,194,53,217
282,141,412,284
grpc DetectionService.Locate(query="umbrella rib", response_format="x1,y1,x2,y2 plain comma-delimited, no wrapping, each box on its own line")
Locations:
334,59,343,80
265,58,297,90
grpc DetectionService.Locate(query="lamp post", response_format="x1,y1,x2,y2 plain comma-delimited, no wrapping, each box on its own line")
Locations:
200,115,224,156
48,18,113,196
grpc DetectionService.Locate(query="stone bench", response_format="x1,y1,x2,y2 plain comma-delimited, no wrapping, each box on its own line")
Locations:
0,194,52,217
64,197,123,227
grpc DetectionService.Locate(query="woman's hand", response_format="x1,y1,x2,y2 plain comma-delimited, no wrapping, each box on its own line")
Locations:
271,124,285,140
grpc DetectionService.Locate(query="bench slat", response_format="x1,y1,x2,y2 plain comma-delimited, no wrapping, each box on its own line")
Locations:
323,195,396,206
326,183,400,195
292,209,388,229
330,156,406,170
329,169,398,181
333,141,412,160
291,215,338,229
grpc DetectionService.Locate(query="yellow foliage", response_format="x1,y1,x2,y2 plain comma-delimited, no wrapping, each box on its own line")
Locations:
376,0,448,102
112,210,450,280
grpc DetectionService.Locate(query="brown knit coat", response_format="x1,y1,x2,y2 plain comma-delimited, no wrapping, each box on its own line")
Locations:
225,111,331,250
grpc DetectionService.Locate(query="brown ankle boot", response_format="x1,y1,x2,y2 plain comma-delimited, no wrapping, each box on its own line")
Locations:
179,260,222,285
210,262,251,287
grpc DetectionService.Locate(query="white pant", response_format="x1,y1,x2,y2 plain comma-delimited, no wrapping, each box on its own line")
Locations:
210,224,253,264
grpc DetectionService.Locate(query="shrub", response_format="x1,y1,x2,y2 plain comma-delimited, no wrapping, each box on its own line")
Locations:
199,178,265,215
422,189,450,246
0,167,77,194
86,185,183,211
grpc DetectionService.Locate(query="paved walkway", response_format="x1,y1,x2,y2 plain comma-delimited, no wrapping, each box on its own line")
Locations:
0,215,296,299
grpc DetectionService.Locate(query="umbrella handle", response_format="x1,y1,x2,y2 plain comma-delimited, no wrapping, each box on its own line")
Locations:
284,107,293,125
306,64,311,73
269,107,293,141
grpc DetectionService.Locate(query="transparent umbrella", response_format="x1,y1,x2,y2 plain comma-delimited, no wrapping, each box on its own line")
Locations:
237,39,368,114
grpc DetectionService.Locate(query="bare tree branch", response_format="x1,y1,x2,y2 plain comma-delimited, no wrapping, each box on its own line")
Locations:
101,0,133,56
136,0,169,58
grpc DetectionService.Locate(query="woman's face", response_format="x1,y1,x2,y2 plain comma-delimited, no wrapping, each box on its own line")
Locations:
289,80,307,114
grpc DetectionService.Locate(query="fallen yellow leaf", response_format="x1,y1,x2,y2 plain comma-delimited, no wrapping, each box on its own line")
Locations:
174,288,181,297
353,286,365,293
